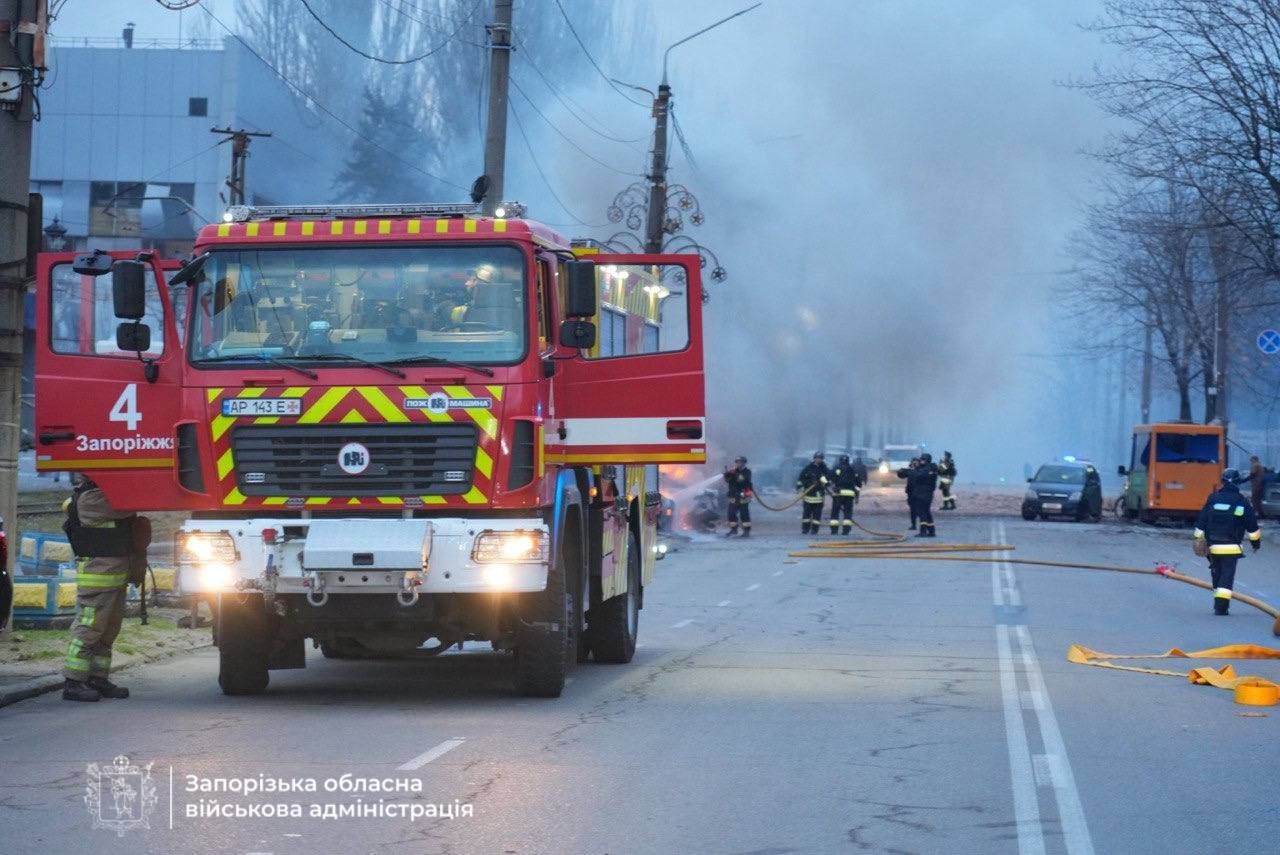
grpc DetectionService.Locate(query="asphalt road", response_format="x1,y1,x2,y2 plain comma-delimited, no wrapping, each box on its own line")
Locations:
3,506,1279,855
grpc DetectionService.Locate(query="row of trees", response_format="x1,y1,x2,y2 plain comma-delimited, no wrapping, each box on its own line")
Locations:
1071,0,1280,423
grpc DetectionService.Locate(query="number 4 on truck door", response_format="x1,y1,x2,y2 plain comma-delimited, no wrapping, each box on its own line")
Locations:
34,252,190,510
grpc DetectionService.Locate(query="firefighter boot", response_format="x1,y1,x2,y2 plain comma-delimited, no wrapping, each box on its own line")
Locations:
1214,595,1230,616
87,676,130,699
62,679,101,702
830,520,840,536
740,525,751,537
725,525,738,537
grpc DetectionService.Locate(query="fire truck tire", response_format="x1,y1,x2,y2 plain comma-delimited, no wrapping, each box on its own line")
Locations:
513,545,570,698
217,593,271,696
591,531,640,664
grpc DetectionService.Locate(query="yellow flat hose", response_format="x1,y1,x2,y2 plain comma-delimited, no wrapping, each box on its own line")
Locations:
1068,644,1280,705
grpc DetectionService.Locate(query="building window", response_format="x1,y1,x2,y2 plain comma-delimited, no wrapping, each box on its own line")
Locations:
188,97,208,117
89,181,144,237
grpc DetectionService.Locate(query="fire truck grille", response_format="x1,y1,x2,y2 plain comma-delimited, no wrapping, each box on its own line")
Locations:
230,424,479,497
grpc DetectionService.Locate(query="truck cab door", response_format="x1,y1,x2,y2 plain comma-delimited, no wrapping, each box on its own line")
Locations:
34,252,189,511
549,253,705,465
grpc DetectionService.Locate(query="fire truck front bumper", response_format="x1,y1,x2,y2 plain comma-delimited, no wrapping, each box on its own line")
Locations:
177,517,550,598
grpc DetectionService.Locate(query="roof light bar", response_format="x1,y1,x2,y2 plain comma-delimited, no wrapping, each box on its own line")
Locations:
223,203,482,223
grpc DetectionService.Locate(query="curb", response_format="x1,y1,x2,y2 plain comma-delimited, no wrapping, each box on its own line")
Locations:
0,640,214,709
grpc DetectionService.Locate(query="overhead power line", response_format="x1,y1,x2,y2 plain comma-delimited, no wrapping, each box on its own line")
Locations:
552,0,648,108
510,76,644,178
508,99,607,229
515,35,645,145
201,4,466,192
298,0,483,65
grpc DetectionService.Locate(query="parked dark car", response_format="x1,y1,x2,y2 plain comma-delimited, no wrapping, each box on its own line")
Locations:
1022,461,1103,522
1261,474,1280,520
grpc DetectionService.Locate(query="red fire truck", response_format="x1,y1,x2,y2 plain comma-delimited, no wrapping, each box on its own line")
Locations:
33,203,706,697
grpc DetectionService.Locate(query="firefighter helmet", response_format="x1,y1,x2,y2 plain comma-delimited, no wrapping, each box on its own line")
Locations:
1221,468,1244,485
920,452,933,464
813,451,824,460
735,455,747,465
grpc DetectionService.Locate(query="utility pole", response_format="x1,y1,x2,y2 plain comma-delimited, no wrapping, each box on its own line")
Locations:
0,0,43,635
211,127,271,206
480,0,513,215
1210,276,1229,432
643,83,671,253
1140,310,1153,424
641,4,759,254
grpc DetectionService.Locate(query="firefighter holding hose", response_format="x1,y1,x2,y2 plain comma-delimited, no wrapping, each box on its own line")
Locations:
796,452,831,535
829,454,860,536
723,456,754,537
1193,468,1262,616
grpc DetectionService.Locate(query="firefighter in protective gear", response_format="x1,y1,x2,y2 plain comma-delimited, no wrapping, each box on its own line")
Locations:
829,454,860,535
1193,469,1262,615
938,451,957,511
898,457,920,530
61,477,149,701
908,453,940,537
723,456,754,537
796,452,831,535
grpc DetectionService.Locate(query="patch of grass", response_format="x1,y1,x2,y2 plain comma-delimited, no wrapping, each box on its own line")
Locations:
19,649,63,662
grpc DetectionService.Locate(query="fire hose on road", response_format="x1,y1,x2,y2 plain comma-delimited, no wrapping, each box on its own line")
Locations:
784,518,1280,704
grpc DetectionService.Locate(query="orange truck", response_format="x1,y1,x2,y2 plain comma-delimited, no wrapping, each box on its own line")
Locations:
1117,422,1225,523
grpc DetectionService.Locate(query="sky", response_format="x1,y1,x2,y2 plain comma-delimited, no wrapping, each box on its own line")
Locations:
51,0,1124,481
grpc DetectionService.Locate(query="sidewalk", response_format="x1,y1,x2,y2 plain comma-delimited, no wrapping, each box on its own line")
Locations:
0,606,213,707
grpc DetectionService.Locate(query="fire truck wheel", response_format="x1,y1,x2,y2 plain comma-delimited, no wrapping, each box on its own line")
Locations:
590,531,640,664
217,593,271,696
514,546,570,698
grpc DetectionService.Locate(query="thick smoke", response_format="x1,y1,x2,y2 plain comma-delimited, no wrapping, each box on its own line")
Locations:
615,0,1115,482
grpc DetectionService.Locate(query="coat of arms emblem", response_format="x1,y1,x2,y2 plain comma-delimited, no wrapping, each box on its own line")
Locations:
85,755,158,836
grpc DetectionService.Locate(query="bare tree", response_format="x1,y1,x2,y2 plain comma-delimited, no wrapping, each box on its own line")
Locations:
1081,0,1280,280
1070,179,1220,420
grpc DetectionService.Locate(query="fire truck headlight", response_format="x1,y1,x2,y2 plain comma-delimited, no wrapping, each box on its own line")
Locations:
200,563,236,590
178,531,238,565
482,564,513,588
472,530,547,563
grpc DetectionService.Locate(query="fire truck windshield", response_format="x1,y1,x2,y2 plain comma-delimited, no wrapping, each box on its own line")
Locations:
187,244,527,367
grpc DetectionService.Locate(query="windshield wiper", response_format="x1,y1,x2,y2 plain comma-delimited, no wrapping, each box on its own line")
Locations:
299,352,407,379
193,354,318,380
381,355,495,377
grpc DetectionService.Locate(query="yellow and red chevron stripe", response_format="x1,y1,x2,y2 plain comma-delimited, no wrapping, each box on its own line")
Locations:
209,217,517,242
205,384,505,509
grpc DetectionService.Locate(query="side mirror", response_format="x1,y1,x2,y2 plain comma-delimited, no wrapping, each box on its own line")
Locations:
564,261,597,317
72,251,113,277
1116,465,1127,476
559,319,595,350
111,260,147,320
167,252,208,288
116,322,151,353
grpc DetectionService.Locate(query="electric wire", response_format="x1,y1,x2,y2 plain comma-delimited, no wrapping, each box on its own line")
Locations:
515,35,646,145
200,4,466,192
297,0,483,65
508,99,608,229
552,0,648,108
510,76,644,177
